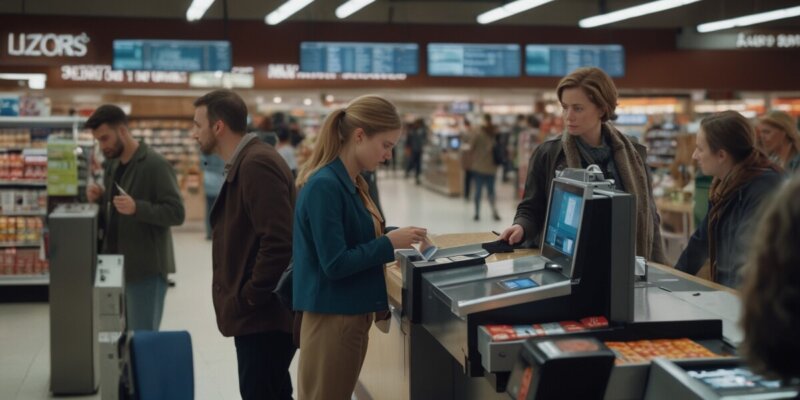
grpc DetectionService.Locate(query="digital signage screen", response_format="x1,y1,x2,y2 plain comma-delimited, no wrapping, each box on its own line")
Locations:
525,44,624,77
428,43,521,77
113,40,232,72
300,42,419,74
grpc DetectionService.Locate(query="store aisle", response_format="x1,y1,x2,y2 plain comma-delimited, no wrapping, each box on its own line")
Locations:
0,172,519,399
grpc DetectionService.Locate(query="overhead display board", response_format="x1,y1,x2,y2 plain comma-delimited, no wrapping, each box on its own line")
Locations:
300,42,419,74
525,44,625,77
113,40,232,72
427,43,521,77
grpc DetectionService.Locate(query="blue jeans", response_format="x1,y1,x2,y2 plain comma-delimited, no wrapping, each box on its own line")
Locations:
126,275,168,331
473,172,497,217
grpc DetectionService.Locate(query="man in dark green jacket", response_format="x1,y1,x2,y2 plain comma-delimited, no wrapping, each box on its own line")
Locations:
86,105,185,331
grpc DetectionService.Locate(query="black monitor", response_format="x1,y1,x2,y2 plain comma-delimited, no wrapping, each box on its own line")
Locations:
299,42,419,74
427,43,521,77
113,40,232,72
541,179,586,278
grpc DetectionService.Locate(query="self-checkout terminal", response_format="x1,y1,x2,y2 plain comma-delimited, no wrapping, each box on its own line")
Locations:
394,166,733,399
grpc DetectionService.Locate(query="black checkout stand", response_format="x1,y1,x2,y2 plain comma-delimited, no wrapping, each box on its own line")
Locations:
357,166,798,400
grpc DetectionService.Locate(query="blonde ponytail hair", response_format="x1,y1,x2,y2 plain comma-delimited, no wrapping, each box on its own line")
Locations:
296,95,401,187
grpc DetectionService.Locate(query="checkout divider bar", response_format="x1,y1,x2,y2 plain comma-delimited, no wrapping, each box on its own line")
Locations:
452,280,572,317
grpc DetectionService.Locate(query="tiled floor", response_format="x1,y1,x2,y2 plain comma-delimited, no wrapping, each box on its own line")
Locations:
0,171,518,399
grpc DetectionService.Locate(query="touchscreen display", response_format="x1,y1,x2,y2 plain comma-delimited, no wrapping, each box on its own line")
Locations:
687,367,788,394
499,278,539,291
544,186,583,257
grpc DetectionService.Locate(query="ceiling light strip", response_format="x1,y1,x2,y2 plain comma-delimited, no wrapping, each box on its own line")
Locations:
186,0,215,21
579,0,701,28
335,0,376,19
477,0,555,25
697,5,800,33
265,0,315,25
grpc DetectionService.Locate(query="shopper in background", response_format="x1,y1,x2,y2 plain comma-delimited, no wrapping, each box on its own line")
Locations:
276,126,298,177
255,116,278,146
470,114,502,221
461,117,475,201
676,110,781,288
404,118,427,184
192,90,296,400
500,67,667,264
289,117,306,148
756,110,800,174
293,95,427,400
85,105,185,331
740,176,800,381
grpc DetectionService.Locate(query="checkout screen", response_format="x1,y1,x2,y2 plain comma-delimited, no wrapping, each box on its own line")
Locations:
544,186,583,256
686,367,790,395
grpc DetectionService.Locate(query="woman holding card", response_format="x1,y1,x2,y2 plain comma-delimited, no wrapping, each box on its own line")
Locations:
292,95,427,400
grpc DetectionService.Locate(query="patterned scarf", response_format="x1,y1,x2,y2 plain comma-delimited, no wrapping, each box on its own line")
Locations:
562,123,666,263
708,151,776,279
575,132,624,191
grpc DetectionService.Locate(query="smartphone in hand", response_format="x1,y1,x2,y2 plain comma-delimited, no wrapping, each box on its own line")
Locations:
115,182,129,197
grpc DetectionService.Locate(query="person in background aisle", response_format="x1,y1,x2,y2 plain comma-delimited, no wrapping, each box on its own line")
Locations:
676,111,781,288
499,67,667,264
289,117,306,148
293,95,428,400
85,105,185,331
461,117,475,201
276,126,298,177
504,114,526,183
740,176,800,382
756,110,800,174
404,118,427,184
191,90,296,400
500,115,522,183
470,114,502,221
200,153,224,240
256,116,278,146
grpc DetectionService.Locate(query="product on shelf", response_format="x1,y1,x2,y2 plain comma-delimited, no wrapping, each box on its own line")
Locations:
0,248,48,276
0,150,48,181
0,216,43,244
0,128,66,149
0,189,47,214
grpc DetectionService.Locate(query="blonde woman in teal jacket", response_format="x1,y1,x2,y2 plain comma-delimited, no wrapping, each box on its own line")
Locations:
292,95,427,400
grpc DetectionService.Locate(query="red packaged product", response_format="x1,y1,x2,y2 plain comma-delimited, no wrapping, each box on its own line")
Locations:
580,316,609,329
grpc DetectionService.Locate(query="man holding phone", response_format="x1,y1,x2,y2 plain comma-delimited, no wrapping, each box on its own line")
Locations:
85,104,185,331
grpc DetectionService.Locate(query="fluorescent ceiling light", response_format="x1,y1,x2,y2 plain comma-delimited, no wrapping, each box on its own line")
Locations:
697,5,800,33
336,0,376,19
579,0,701,28
477,0,555,24
186,0,215,21
0,73,47,89
265,0,314,25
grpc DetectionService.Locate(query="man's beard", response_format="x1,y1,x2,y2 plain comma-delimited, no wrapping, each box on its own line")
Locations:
199,134,218,155
104,140,124,159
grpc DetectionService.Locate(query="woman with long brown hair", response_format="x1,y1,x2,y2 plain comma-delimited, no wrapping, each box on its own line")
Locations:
676,110,781,287
292,95,427,399
500,67,666,264
740,176,800,381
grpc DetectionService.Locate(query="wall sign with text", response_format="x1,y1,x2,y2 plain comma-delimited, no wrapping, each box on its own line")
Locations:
6,32,90,57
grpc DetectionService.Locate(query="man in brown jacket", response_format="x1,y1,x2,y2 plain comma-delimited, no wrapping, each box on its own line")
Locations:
191,90,296,400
